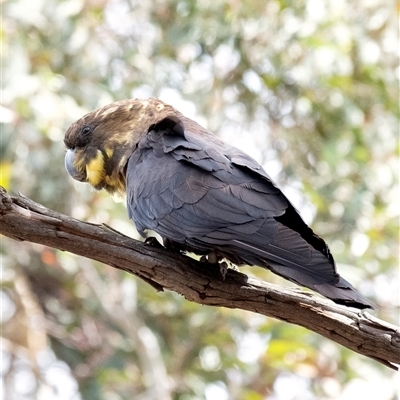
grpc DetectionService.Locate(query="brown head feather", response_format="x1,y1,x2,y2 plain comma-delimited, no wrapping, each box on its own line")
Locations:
64,98,186,195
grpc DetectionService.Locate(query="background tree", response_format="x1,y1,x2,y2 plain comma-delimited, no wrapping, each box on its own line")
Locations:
2,0,398,399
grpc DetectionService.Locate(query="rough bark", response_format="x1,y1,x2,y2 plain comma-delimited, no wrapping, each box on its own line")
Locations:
1,186,399,370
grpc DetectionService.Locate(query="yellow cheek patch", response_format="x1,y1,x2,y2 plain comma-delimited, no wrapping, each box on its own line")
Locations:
105,147,114,158
86,150,105,187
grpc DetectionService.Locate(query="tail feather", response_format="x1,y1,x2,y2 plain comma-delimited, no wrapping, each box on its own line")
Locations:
231,226,373,309
314,277,374,308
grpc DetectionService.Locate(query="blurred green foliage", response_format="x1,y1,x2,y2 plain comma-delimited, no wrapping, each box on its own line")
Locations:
2,0,398,399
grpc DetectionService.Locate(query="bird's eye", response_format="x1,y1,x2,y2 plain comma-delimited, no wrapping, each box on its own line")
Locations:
81,125,93,137
76,125,93,147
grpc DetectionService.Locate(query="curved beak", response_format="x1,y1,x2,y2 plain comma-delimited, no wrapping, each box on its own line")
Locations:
65,149,86,182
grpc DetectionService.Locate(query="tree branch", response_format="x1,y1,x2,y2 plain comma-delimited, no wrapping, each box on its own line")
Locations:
1,186,399,370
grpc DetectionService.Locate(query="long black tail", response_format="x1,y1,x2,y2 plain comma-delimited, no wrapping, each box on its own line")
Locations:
231,217,374,309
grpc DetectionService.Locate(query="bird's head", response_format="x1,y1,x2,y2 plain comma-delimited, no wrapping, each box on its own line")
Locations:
64,98,180,195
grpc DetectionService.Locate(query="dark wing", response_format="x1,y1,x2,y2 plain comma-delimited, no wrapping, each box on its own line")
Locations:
126,118,372,308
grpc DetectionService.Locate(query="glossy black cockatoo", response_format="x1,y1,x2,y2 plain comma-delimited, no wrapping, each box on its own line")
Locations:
64,98,372,309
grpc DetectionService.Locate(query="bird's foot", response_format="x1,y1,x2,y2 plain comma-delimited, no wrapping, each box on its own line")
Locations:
200,251,221,264
144,236,163,248
219,261,228,281
144,237,184,253
199,252,229,281
162,238,184,252
200,251,223,264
